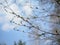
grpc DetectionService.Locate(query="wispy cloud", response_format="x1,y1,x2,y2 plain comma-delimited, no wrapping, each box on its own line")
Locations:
0,4,20,31
2,23,16,31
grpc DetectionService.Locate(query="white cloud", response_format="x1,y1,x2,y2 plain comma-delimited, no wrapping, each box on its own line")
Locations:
5,14,15,21
0,6,4,13
16,0,23,3
13,16,22,25
9,4,20,14
45,40,52,45
16,0,28,5
4,3,22,22
0,3,23,31
0,16,3,23
2,23,16,31
23,3,32,16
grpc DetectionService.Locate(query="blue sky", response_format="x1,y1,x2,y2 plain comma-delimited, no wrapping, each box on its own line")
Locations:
0,0,29,45
0,13,28,45
0,28,29,45
0,13,29,45
0,0,57,45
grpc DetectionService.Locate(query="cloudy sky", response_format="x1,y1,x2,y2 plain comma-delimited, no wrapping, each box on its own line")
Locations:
0,0,57,45
0,0,30,45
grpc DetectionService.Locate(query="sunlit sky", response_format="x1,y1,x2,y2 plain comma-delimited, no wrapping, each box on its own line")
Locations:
0,0,58,45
